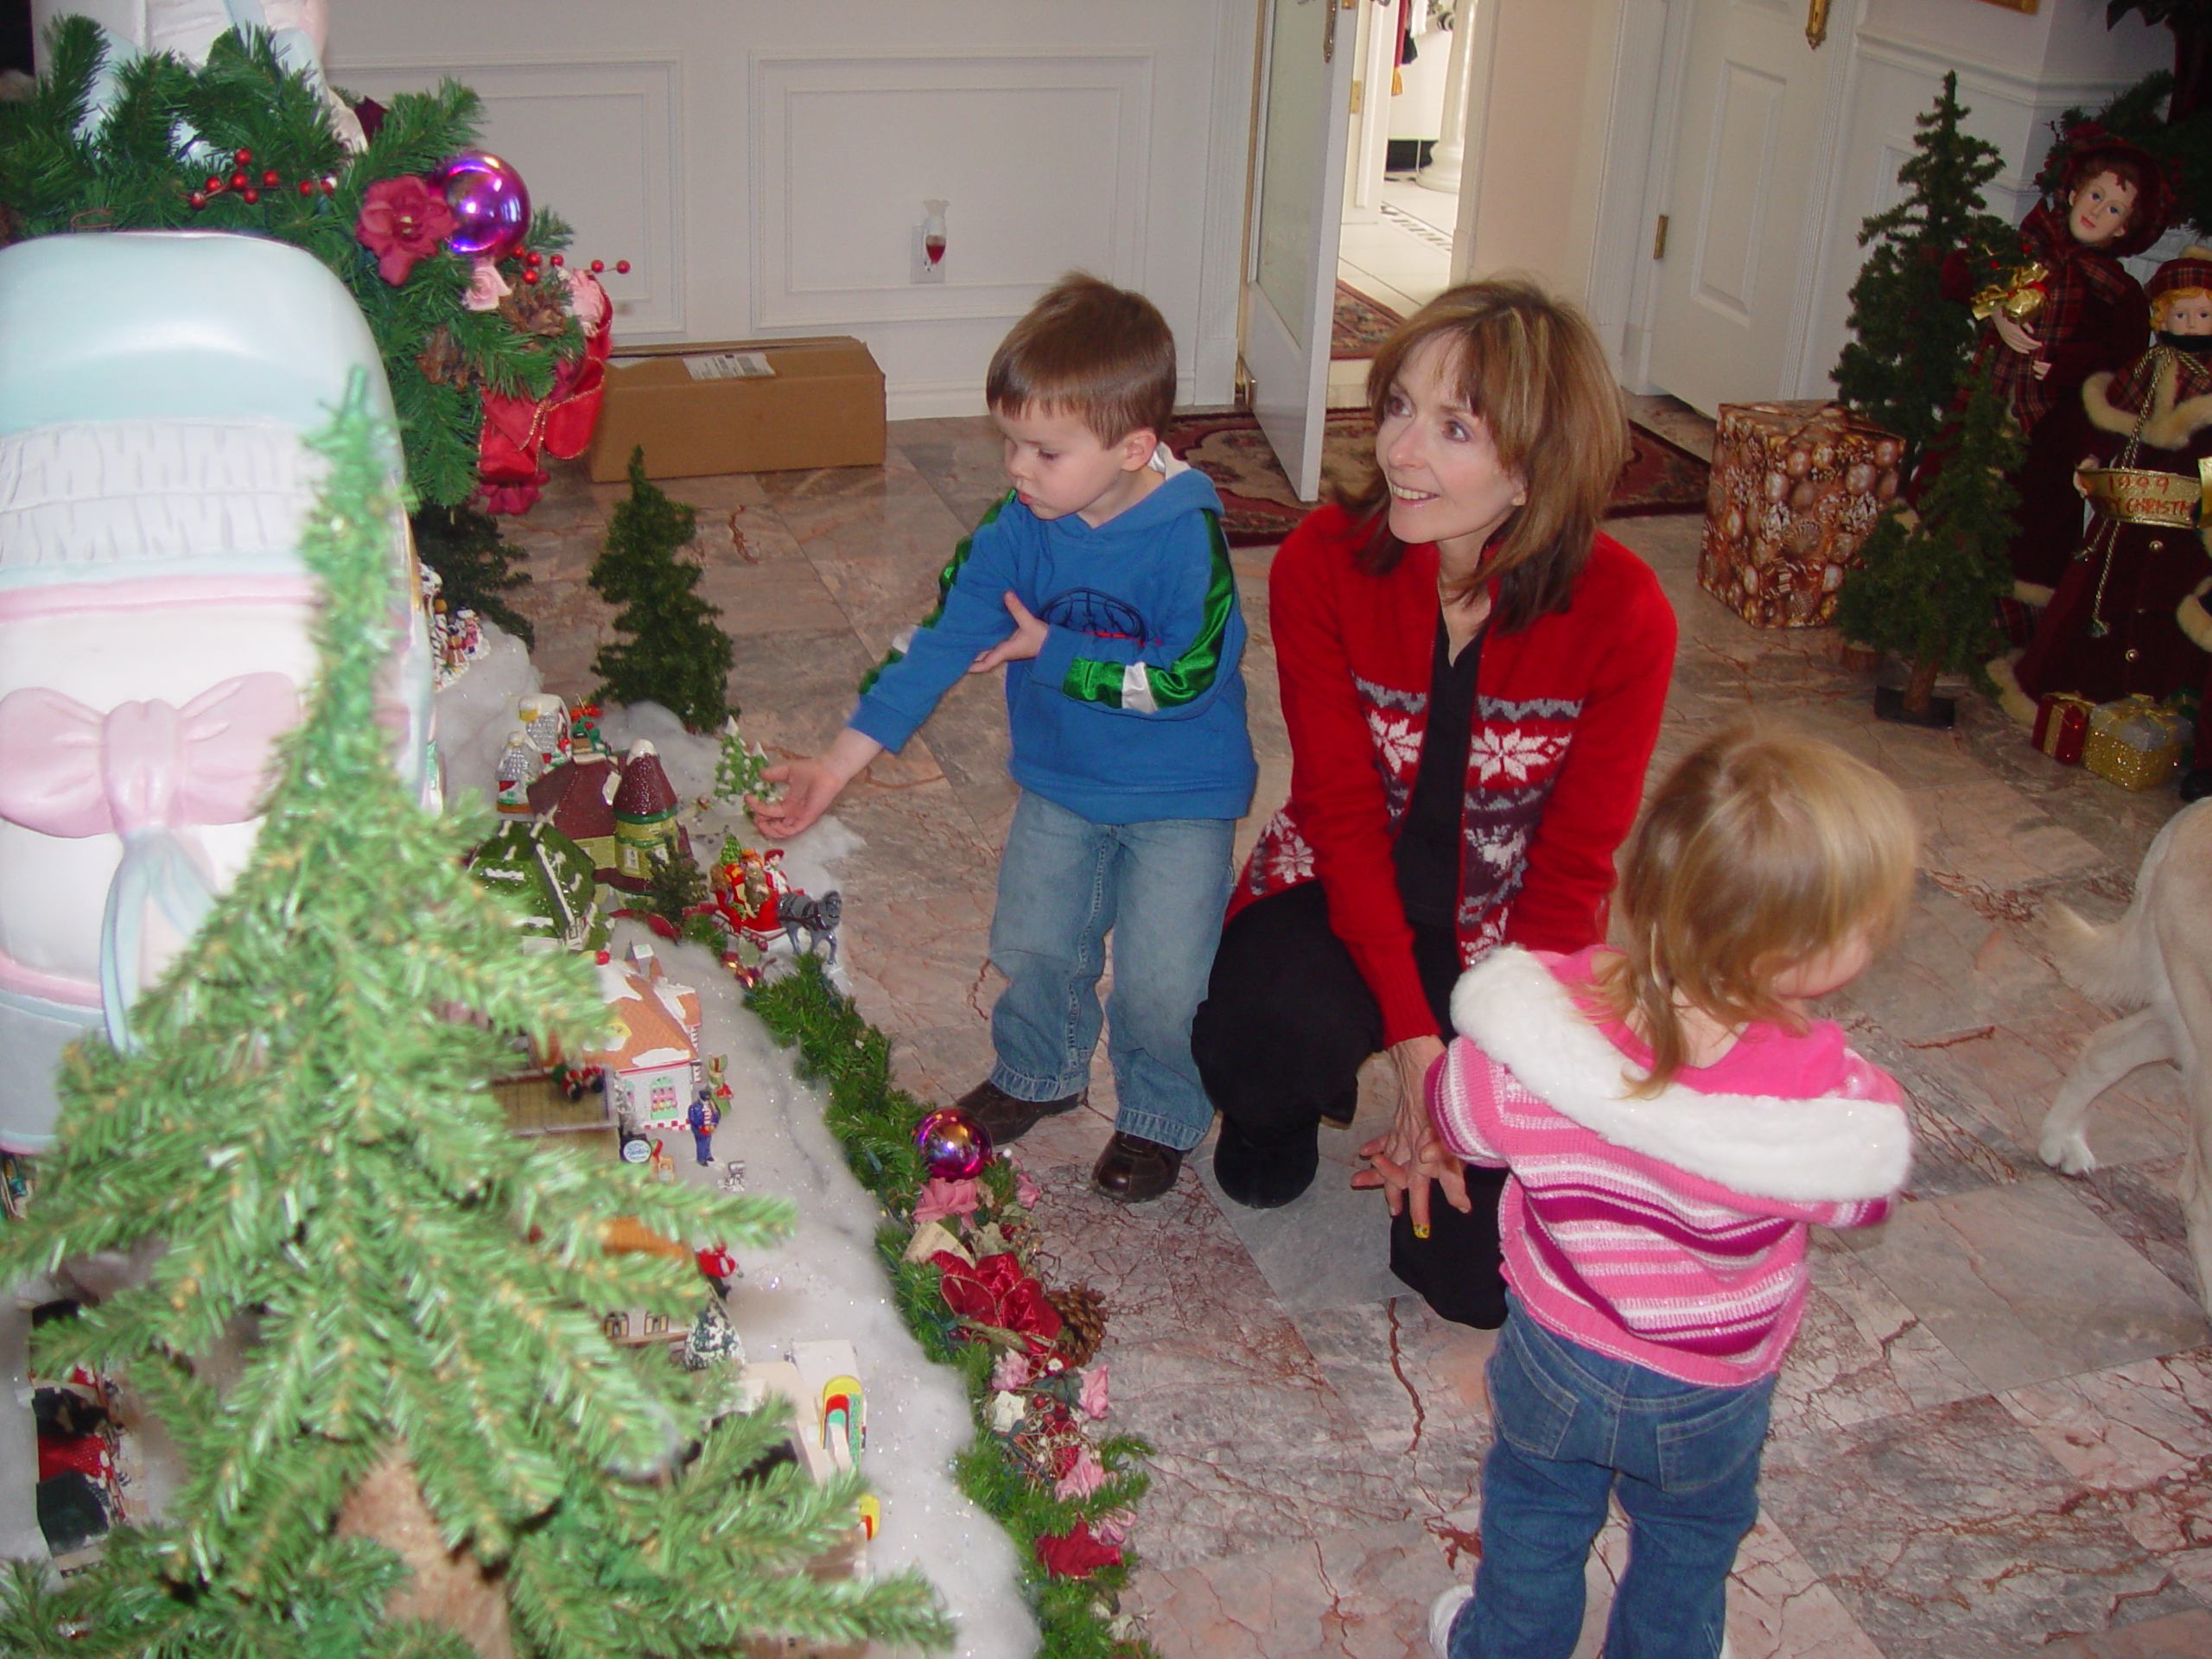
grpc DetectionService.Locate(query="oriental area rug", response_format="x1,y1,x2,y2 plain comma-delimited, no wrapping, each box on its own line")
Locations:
1166,408,1713,547
1331,282,1405,359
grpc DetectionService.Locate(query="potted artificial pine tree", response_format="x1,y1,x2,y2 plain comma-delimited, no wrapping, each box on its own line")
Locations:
1834,368,2023,726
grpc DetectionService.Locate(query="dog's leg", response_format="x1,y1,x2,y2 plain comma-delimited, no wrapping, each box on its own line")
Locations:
2037,1008,2177,1174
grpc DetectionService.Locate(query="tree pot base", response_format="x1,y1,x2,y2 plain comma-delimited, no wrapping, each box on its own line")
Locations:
1873,683,1956,728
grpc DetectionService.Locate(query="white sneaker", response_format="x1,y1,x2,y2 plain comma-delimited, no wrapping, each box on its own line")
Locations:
1427,1584,1472,1659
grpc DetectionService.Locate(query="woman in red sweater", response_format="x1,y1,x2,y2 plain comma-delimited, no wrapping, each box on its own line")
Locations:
1191,280,1676,1327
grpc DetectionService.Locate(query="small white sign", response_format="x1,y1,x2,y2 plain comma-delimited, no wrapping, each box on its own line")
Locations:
683,351,777,381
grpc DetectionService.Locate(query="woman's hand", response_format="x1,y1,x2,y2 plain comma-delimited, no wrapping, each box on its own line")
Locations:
1352,1034,1469,1234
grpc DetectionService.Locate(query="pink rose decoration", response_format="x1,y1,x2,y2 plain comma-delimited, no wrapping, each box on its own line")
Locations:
1053,1446,1108,1503
912,1177,980,1226
356,175,457,285
1078,1363,1109,1420
990,1350,1033,1392
564,267,610,330
462,256,511,312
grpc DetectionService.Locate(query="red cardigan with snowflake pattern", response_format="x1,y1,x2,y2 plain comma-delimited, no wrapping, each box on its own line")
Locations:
1228,504,1676,1048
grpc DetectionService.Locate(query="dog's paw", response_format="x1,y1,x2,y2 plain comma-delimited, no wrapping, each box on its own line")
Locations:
2038,1129,2098,1176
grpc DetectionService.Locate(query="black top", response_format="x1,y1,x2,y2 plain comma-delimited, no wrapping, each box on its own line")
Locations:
1393,612,1484,927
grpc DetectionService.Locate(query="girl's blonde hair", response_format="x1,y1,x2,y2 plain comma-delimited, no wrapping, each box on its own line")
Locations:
1332,278,1628,634
1593,726,1918,1095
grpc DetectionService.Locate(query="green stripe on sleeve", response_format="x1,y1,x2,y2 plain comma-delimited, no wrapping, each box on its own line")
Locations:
1058,511,1234,710
856,490,1014,696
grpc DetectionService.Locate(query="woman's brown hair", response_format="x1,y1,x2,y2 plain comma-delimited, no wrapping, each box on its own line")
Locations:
1332,277,1628,633
1591,725,1918,1095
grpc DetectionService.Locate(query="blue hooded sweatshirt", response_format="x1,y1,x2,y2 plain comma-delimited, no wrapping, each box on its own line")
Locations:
849,460,1255,824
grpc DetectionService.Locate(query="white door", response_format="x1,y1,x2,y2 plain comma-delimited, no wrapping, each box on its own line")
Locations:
1646,0,1849,414
1246,0,1359,502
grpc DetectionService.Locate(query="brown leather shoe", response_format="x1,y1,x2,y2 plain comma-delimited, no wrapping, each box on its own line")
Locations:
955,1078,1083,1145
1091,1132,1185,1204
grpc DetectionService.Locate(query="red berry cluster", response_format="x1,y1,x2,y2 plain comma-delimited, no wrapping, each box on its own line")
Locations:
188,148,337,211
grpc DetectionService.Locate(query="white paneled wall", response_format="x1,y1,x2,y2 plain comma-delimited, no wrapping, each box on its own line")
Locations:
324,2,1255,417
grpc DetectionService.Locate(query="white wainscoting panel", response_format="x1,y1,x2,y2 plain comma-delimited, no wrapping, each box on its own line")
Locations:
751,52,1153,331
324,55,684,337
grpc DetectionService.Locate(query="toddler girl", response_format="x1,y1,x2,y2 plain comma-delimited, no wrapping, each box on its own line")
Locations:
1425,726,1917,1659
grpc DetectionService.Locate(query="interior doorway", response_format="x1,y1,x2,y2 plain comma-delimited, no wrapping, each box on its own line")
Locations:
1330,2,1471,406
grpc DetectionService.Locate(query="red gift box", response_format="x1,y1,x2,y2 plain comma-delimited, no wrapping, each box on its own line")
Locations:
2033,692,2094,765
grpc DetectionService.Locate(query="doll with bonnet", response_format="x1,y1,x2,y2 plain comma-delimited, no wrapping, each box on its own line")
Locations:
2008,246,2212,799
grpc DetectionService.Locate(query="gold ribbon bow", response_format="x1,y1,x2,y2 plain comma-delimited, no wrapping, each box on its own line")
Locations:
1972,262,2050,324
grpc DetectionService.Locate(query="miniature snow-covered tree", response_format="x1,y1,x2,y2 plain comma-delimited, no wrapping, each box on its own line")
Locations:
589,448,736,732
1834,366,2024,719
1832,71,2015,474
0,381,950,1659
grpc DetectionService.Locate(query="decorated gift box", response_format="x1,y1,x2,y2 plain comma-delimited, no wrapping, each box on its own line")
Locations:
2033,692,2096,766
1699,401,1904,627
2084,694,2190,791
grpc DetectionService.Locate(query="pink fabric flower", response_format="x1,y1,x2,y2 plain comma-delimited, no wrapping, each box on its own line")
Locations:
462,256,511,311
356,175,455,285
1077,1363,1109,1420
1094,1509,1134,1547
1053,1446,1108,1503
989,1350,1033,1392
1011,1159,1042,1208
912,1177,980,1226
563,267,610,329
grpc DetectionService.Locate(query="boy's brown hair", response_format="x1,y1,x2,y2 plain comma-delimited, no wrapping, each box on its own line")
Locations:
1592,725,1918,1095
1332,278,1628,634
986,272,1177,445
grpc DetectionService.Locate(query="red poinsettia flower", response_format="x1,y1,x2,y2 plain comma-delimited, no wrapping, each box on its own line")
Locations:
1034,1519,1122,1580
931,1251,1063,1344
356,175,456,285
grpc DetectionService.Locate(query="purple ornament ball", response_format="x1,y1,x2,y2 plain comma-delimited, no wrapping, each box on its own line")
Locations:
914,1107,993,1180
436,151,531,262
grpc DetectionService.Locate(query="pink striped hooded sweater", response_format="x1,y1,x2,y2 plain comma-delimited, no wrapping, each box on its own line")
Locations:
1428,946,1912,1387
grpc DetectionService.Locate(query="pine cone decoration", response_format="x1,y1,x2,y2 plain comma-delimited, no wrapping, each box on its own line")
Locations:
416,326,469,389
499,282,570,338
1049,1283,1108,1367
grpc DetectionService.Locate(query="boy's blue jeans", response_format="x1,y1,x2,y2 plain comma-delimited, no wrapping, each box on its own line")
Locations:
1451,1299,1774,1659
987,790,1233,1153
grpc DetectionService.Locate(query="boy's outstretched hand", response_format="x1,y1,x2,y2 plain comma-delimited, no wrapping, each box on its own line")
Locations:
748,727,883,839
969,592,1048,674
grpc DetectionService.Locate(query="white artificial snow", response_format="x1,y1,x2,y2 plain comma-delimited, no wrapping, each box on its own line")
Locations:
436,654,1021,1656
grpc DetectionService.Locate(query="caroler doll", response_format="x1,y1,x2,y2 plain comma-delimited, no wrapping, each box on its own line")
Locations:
2010,249,2212,800
1944,129,2177,594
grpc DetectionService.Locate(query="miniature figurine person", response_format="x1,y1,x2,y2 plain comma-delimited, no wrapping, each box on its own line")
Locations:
1943,129,2176,593
686,1087,721,1166
2011,247,2212,798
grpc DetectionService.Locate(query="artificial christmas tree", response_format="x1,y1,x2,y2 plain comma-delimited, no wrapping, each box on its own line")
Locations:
1831,72,2015,475
590,449,736,732
413,503,537,648
0,382,950,1659
1834,367,2024,723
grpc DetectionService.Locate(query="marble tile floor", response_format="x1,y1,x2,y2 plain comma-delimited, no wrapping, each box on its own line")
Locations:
503,416,2212,1659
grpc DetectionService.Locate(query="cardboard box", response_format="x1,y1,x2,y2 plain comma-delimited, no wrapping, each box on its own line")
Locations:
587,336,886,482
1698,401,1903,628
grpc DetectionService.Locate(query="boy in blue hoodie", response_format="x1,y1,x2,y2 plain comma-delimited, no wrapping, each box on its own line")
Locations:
753,273,1255,1203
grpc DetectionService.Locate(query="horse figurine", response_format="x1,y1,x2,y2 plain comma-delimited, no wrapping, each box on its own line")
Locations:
781,890,842,964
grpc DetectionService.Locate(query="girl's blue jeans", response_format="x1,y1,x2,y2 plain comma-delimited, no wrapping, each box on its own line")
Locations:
986,790,1234,1153
1450,1299,1774,1659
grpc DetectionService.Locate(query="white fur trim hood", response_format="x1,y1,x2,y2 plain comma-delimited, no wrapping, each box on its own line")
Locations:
1450,947,1912,1204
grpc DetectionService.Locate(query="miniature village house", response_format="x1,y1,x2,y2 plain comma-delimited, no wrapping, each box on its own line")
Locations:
584,941,702,1136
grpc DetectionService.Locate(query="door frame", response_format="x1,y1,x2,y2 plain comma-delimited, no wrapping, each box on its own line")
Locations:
1607,0,1864,405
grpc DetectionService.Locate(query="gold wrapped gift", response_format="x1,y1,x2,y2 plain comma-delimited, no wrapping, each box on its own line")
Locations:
2078,464,2207,528
1972,262,2050,324
2084,694,2190,791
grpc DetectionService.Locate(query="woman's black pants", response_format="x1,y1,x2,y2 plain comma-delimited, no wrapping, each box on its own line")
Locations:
1191,881,1509,1328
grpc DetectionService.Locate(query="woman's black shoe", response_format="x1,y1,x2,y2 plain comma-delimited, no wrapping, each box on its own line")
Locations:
1212,1116,1319,1209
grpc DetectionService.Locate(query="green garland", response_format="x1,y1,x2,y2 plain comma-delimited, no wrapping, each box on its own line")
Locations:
749,963,1154,1659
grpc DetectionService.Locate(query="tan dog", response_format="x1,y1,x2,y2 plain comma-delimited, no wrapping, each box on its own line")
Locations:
2037,800,2212,1313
